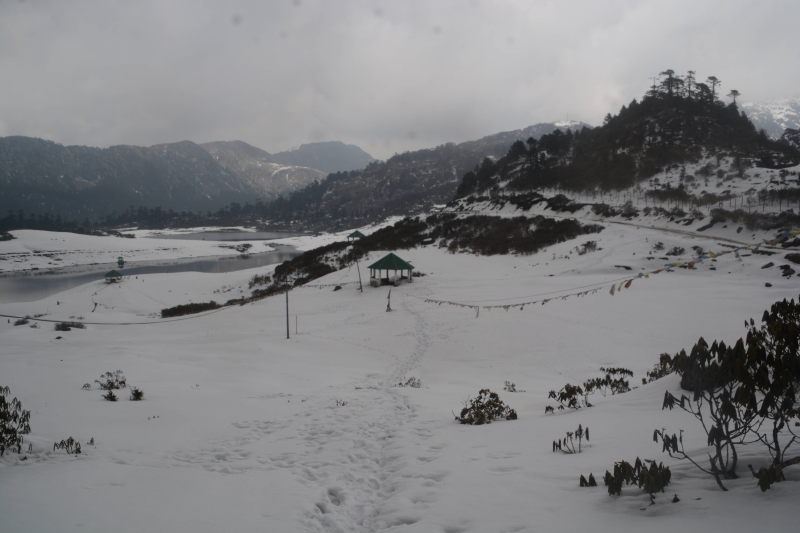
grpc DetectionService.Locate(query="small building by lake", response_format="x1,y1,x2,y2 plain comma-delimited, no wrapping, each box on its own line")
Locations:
347,230,366,242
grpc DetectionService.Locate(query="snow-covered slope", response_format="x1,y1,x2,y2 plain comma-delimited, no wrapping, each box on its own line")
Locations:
0,212,798,531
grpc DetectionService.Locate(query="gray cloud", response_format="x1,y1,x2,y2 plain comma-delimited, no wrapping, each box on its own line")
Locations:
1,0,798,159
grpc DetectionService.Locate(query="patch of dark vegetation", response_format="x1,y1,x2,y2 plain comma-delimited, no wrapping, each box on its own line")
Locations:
594,203,688,221
95,370,126,391
647,188,738,209
759,188,800,205
54,321,85,331
591,203,618,217
620,201,639,219
666,246,685,256
0,231,14,241
696,221,715,232
642,353,676,385
0,386,31,456
434,215,602,255
576,240,598,255
479,190,589,213
603,458,672,503
786,253,800,265
546,194,586,213
396,377,422,389
220,243,252,254
646,187,692,203
248,273,272,288
129,387,144,401
102,390,118,402
53,437,81,455
496,191,545,211
709,208,800,230
553,424,589,454
546,367,632,412
161,301,221,318
455,389,517,425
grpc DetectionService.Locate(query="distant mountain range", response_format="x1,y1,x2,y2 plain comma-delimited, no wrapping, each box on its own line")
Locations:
0,124,584,226
741,98,800,138
0,137,374,220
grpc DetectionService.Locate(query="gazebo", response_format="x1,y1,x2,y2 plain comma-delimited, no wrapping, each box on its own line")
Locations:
367,253,414,287
347,230,366,242
104,270,123,283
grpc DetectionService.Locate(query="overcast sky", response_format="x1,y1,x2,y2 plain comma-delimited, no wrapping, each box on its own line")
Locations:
1,0,798,160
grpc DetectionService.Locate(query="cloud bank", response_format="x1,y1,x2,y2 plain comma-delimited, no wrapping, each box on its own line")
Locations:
1,0,797,159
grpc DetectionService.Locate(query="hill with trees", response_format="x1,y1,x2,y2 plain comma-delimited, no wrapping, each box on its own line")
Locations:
456,71,800,198
0,137,255,221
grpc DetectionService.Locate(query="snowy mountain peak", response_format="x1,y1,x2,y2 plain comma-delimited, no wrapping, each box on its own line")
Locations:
741,98,800,138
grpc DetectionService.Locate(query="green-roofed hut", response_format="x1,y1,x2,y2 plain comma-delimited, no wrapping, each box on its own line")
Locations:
367,253,414,287
104,270,123,283
347,230,366,242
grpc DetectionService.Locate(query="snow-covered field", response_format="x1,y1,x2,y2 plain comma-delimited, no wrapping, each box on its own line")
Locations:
1,212,798,532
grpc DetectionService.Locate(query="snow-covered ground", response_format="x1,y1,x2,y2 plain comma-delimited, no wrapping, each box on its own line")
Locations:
1,212,798,532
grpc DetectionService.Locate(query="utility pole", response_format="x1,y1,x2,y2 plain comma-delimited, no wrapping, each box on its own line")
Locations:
355,257,364,292
285,288,290,339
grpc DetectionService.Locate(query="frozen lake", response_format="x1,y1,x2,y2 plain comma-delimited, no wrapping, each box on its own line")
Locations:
0,245,298,303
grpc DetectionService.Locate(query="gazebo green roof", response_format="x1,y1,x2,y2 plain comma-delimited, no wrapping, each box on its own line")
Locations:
104,270,122,278
367,253,414,271
347,230,366,239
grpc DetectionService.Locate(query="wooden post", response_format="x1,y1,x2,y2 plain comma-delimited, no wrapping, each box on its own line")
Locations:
356,257,363,292
285,289,290,340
